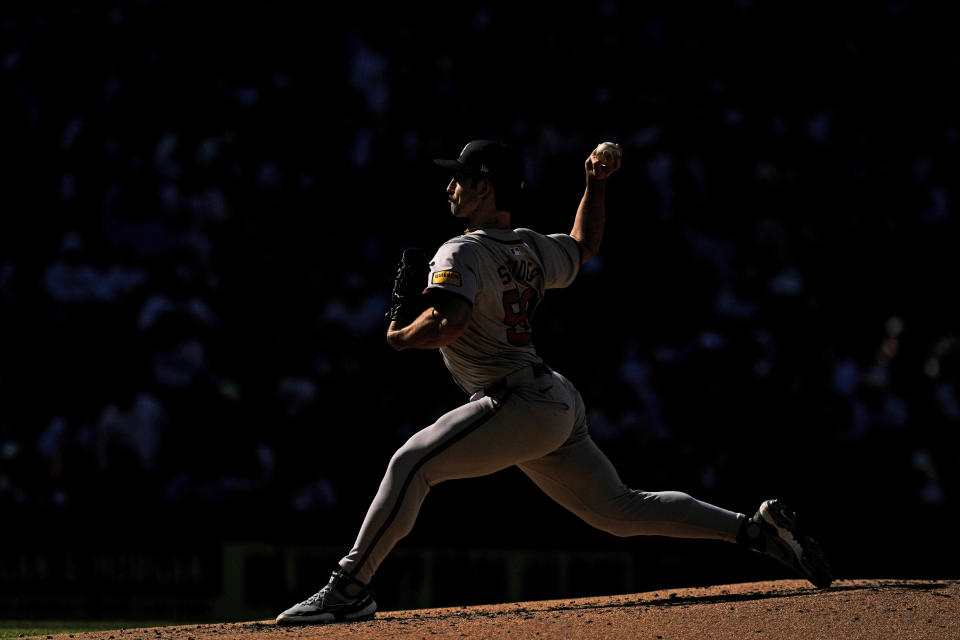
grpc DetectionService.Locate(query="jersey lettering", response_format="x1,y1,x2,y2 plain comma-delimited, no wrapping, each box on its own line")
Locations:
497,260,542,286
502,288,539,346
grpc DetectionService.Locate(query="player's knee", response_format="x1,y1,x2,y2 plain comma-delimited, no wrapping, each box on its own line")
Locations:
578,511,634,537
644,490,702,519
585,490,701,537
577,509,635,537
657,490,696,505
386,441,427,478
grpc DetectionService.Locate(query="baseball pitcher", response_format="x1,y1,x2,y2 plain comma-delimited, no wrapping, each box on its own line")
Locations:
276,140,832,625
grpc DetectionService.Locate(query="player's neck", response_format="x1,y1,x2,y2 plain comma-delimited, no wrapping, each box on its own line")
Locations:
465,211,511,233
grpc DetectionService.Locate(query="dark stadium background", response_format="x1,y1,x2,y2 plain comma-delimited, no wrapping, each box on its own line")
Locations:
2,0,958,622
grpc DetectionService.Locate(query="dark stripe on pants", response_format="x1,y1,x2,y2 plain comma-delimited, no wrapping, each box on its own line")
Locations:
347,391,512,579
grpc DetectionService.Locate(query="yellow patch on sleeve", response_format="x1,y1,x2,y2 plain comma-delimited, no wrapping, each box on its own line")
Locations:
431,270,462,286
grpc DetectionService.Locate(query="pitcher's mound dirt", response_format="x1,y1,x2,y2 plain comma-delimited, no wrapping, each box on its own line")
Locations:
48,579,959,640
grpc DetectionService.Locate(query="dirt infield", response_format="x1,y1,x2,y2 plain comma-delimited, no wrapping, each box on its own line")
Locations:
42,579,959,640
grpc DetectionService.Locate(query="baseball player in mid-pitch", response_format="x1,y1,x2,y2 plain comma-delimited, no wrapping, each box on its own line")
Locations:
276,140,832,625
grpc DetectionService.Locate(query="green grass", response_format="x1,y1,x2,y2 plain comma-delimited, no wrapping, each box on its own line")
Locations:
0,621,181,639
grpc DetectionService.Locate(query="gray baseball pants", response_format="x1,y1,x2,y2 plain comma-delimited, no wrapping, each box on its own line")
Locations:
339,364,745,585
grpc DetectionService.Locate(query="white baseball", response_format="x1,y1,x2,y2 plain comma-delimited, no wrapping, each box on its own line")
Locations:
595,142,620,166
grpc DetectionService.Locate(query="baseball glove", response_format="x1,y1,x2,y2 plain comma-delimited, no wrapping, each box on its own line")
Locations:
385,247,430,325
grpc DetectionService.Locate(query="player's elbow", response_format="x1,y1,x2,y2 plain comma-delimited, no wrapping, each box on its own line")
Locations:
431,294,472,346
433,312,469,347
439,322,468,345
571,236,599,265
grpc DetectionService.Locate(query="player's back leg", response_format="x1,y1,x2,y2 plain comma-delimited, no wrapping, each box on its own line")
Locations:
518,371,832,588
518,431,744,541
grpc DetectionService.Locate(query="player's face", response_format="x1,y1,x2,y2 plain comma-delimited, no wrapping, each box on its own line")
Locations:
446,173,482,218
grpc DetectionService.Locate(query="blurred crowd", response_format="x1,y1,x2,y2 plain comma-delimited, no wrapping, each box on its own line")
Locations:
1,1,957,539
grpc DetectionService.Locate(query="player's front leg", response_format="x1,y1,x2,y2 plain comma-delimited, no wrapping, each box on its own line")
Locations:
338,386,571,583
336,393,506,585
274,393,497,627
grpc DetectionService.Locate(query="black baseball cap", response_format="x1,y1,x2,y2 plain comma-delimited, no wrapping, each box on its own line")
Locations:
434,140,524,191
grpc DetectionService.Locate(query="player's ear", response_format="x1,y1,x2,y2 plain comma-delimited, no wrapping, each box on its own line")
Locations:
476,177,491,198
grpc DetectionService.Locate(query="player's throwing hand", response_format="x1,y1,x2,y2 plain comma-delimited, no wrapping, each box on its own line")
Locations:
587,141,622,180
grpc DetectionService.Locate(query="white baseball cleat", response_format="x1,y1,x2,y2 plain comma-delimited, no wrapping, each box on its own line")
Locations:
276,570,377,625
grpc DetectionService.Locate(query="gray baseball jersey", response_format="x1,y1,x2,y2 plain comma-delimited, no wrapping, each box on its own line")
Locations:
424,227,581,394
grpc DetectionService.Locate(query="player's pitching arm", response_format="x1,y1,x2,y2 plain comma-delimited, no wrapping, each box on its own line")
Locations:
570,142,621,265
386,293,472,351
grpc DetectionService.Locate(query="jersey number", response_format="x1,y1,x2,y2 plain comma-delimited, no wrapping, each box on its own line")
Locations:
503,289,539,346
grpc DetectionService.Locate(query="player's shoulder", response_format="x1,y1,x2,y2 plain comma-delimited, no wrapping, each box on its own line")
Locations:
514,227,546,243
439,234,479,250
433,235,482,262
441,231,517,252
514,227,567,254
514,228,583,268
515,227,573,241
515,227,580,251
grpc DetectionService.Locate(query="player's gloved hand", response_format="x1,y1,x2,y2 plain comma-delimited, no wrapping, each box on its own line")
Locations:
385,247,431,326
